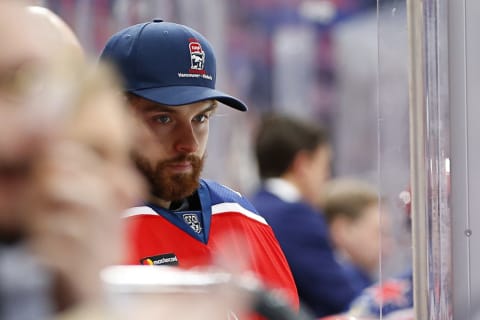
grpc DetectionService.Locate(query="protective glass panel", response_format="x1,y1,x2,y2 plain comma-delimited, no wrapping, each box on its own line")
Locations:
334,1,412,319
450,1,480,319
408,0,452,319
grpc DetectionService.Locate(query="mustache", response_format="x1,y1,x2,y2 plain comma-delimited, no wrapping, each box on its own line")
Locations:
162,154,201,165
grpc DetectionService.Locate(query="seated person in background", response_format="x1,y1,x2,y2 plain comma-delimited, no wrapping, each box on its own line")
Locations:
320,188,413,320
322,178,393,293
249,113,361,318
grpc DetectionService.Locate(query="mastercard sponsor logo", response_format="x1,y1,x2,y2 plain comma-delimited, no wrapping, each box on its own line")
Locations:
139,253,179,266
141,258,154,265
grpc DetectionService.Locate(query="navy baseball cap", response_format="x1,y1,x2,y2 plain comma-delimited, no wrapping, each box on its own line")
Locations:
100,19,247,111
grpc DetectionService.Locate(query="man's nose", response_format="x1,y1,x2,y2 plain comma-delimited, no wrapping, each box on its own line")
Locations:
0,106,52,161
173,122,198,154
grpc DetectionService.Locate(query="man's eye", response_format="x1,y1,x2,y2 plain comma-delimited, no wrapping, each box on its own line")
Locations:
194,114,209,123
153,115,171,124
0,64,45,103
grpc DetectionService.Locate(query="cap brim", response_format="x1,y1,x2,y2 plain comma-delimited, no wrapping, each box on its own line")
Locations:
130,86,247,111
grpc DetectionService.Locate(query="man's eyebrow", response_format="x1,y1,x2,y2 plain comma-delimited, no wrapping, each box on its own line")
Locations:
139,100,218,113
136,102,178,114
200,102,218,113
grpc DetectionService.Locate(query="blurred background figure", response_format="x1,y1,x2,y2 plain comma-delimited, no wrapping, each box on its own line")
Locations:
0,1,144,319
322,178,393,292
249,113,360,318
337,188,413,320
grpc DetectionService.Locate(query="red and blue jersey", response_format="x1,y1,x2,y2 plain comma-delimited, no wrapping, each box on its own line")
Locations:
122,179,299,313
346,270,414,320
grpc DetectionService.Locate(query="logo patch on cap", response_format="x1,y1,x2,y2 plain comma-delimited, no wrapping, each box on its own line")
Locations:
140,253,179,266
177,38,213,81
188,38,206,74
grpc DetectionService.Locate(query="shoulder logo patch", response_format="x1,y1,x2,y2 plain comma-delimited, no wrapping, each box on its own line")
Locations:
183,213,202,234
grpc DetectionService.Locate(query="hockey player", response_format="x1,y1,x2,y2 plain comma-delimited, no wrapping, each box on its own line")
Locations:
100,20,299,317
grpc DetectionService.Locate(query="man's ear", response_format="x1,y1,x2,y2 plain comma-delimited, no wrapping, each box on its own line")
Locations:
290,150,311,176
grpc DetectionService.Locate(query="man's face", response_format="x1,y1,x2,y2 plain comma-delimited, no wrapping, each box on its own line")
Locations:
343,203,393,273
64,75,145,213
129,96,215,202
0,2,55,239
0,2,86,241
301,144,332,205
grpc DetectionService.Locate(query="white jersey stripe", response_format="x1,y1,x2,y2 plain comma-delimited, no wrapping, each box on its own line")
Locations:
123,206,157,218
212,202,268,225
123,203,268,226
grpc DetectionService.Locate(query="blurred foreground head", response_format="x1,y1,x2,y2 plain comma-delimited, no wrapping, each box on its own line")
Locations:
24,63,145,312
40,62,145,218
25,5,84,59
0,1,142,242
0,1,78,159
0,3,145,317
0,1,84,239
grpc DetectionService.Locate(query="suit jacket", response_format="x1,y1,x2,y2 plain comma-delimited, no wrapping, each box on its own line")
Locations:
250,183,361,317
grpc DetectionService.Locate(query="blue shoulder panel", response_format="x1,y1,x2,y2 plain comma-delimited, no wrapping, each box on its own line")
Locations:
199,179,259,214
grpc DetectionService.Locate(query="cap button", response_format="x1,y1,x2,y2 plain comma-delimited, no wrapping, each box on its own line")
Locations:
152,19,163,23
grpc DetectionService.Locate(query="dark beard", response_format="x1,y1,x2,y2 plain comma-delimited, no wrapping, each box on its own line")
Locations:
132,153,204,202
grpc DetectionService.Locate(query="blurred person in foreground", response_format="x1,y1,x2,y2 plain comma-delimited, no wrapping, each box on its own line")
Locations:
0,2,143,319
99,20,300,319
249,113,361,317
322,178,393,293
0,3,83,228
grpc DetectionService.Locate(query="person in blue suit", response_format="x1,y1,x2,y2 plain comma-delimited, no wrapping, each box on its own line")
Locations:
249,113,361,318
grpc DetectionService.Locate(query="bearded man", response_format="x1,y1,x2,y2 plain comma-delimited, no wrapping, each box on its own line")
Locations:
100,20,300,319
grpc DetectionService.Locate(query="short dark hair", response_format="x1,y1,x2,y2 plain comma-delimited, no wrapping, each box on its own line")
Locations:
254,113,329,179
